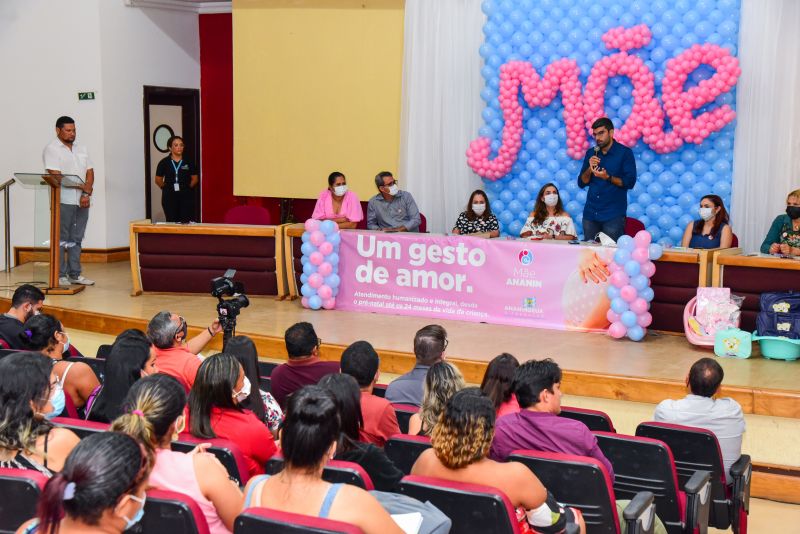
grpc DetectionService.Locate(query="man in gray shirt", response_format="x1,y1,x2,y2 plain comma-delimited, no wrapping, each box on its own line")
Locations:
367,171,421,232
385,324,447,406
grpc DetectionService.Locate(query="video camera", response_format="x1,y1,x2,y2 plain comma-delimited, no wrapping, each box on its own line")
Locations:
211,269,249,348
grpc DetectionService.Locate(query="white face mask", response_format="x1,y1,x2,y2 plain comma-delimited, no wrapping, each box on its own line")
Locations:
543,193,559,207
387,184,399,196
333,185,347,196
233,376,251,403
699,207,715,221
472,203,486,215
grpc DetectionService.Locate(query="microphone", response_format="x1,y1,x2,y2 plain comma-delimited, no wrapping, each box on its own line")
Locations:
593,146,600,156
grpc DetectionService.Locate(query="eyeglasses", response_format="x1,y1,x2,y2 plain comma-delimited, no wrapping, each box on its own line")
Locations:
174,316,186,336
443,339,449,351
316,338,322,348
383,180,398,188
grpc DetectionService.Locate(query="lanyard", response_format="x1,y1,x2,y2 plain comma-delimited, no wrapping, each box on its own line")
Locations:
171,159,183,179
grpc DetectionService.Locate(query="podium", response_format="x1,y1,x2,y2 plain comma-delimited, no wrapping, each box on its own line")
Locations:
14,173,86,295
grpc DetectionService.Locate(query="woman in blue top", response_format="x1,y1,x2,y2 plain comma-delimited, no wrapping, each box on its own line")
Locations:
760,189,800,255
680,195,733,249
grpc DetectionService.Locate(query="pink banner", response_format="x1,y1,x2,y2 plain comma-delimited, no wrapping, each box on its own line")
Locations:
337,231,615,332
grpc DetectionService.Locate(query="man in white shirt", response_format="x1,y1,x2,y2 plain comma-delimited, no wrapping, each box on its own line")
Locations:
43,116,95,286
654,357,745,483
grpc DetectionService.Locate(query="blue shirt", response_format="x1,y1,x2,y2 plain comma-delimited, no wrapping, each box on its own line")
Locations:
384,364,430,406
577,141,637,221
688,221,728,249
367,190,421,232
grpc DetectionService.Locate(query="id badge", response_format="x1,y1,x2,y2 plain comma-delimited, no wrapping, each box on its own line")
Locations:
174,183,180,192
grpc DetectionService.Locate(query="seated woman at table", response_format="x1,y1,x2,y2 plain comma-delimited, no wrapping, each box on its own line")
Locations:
760,188,800,255
520,183,577,240
312,171,363,229
452,189,500,237
680,194,733,249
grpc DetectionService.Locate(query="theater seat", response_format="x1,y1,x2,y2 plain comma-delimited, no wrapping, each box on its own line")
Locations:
67,356,106,382
223,205,272,225
419,213,428,233
560,406,616,433
0,339,9,350
52,417,109,438
140,488,211,534
265,456,374,490
257,360,278,377
174,434,251,486
372,383,388,398
0,467,48,533
625,217,645,237
235,507,365,533
391,404,419,434
731,233,739,247
384,434,431,475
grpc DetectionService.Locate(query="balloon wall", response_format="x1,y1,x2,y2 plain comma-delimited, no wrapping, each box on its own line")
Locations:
606,231,663,341
470,0,741,246
300,220,341,310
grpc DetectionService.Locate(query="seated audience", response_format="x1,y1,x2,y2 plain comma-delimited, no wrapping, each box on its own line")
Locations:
96,328,150,359
654,357,745,483
412,388,585,533
18,432,151,534
22,314,100,410
451,189,500,237
270,322,339,408
113,374,244,533
189,353,277,478
385,324,447,407
225,335,283,437
520,183,577,240
0,284,44,349
480,353,520,418
319,373,404,492
761,188,800,255
340,340,399,446
680,194,733,249
367,171,421,232
0,352,79,476
147,310,221,392
312,171,363,229
85,335,157,423
242,385,403,534
489,359,614,479
408,361,466,437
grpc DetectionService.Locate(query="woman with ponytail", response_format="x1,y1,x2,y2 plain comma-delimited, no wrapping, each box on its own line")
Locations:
17,432,151,534
242,385,402,534
21,314,100,411
0,352,79,476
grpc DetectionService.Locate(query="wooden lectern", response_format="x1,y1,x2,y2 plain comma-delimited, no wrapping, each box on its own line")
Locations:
13,173,85,295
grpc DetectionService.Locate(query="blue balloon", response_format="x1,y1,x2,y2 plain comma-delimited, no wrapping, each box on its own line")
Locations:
607,285,620,300
327,233,341,246
614,248,631,265
611,298,629,314
301,242,315,256
624,260,641,277
308,295,322,310
631,274,649,291
627,325,645,341
303,262,317,275
648,243,664,260
300,255,309,266
621,311,638,328
640,287,655,302
300,273,309,285
300,284,315,297
327,253,339,266
301,232,310,243
320,220,336,235
324,274,340,289
617,235,634,251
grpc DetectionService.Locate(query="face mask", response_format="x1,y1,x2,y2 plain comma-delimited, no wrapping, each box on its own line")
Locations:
46,385,66,420
699,207,715,221
543,193,559,207
472,203,486,215
60,333,71,352
233,376,251,403
333,185,347,196
787,206,800,220
120,494,146,530
388,184,399,196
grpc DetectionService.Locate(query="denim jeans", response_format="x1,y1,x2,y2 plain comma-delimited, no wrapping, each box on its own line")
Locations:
59,203,89,278
582,216,626,242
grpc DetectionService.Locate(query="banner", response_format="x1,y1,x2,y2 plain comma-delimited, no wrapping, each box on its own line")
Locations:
337,231,614,332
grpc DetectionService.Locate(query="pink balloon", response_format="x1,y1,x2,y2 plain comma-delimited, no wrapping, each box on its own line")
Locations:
308,273,323,289
608,262,622,273
608,322,627,339
310,231,325,247
317,284,332,300
301,297,309,308
309,251,324,266
620,285,638,302
630,297,649,315
631,248,648,264
317,262,333,277
640,261,656,278
319,242,334,256
304,219,320,232
610,271,630,288
637,311,653,328
607,309,620,323
322,298,336,310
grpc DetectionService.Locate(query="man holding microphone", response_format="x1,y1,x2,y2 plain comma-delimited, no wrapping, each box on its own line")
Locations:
577,117,637,241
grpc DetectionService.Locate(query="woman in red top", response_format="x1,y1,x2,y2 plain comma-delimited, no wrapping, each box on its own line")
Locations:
189,353,277,478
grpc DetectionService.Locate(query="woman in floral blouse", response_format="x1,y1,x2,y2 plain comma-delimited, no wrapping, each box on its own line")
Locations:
452,189,500,237
520,183,577,240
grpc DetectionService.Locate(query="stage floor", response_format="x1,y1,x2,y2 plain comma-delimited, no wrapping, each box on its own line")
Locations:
2,261,798,418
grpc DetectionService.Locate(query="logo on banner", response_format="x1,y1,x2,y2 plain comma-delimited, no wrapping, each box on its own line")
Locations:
523,297,537,309
518,250,533,265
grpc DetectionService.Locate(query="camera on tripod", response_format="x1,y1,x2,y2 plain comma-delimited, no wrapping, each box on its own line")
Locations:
211,269,249,348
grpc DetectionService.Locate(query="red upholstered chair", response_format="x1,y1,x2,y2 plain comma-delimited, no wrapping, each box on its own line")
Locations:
265,456,374,491
372,383,388,398
52,416,109,438
398,475,521,533
559,406,616,433
223,205,272,225
636,422,751,534
0,338,9,349
625,217,646,237
174,434,251,486
141,488,211,534
235,507,365,533
419,213,428,233
0,467,48,532
391,404,419,434
731,233,739,247
384,434,431,475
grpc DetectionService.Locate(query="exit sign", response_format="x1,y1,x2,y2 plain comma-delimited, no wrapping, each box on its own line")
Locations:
78,92,96,101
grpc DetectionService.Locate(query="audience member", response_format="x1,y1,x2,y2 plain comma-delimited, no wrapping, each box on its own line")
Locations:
489,359,614,480
520,183,578,240
147,310,221,392
480,353,520,418
96,328,150,359
270,322,339,408
189,353,277,478
312,171,363,229
654,357,745,483
18,432,151,534
451,189,500,237
408,362,466,437
225,335,283,436
340,340,399,446
0,284,44,349
319,373,404,492
242,385,403,534
22,314,100,410
761,188,800,255
680,194,733,249
85,335,157,423
385,324,447,406
412,388,585,533
366,171,421,232
0,352,79,476
112,374,243,533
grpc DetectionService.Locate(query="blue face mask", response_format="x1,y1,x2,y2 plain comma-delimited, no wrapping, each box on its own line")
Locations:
60,332,71,353
121,493,146,530
46,386,66,419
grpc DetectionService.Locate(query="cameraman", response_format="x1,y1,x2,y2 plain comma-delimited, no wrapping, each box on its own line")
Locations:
146,311,222,393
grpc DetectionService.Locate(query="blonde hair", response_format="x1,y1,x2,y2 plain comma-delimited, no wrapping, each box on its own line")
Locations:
788,189,800,201
430,388,495,469
419,362,465,434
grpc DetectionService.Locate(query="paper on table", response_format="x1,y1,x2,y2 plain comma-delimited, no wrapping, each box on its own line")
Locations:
391,512,423,534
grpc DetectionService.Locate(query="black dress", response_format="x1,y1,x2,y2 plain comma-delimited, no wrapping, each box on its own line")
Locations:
155,157,198,223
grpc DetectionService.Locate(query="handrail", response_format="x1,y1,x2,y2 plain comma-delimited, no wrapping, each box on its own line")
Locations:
1,178,13,272
0,178,14,191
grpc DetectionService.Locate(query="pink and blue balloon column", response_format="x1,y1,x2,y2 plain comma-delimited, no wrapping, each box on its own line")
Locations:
300,219,340,310
606,230,663,341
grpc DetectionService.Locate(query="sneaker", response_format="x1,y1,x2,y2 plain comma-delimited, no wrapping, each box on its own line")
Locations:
58,276,71,286
68,275,95,286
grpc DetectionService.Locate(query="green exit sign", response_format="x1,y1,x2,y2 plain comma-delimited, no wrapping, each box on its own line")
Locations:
78,92,96,101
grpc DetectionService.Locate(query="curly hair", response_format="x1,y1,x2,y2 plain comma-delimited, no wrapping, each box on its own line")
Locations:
419,361,465,435
431,388,495,469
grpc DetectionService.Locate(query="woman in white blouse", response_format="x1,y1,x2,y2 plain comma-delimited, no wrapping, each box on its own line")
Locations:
520,183,577,240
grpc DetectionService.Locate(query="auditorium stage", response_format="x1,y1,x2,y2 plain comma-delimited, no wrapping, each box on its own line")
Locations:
1,261,798,419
